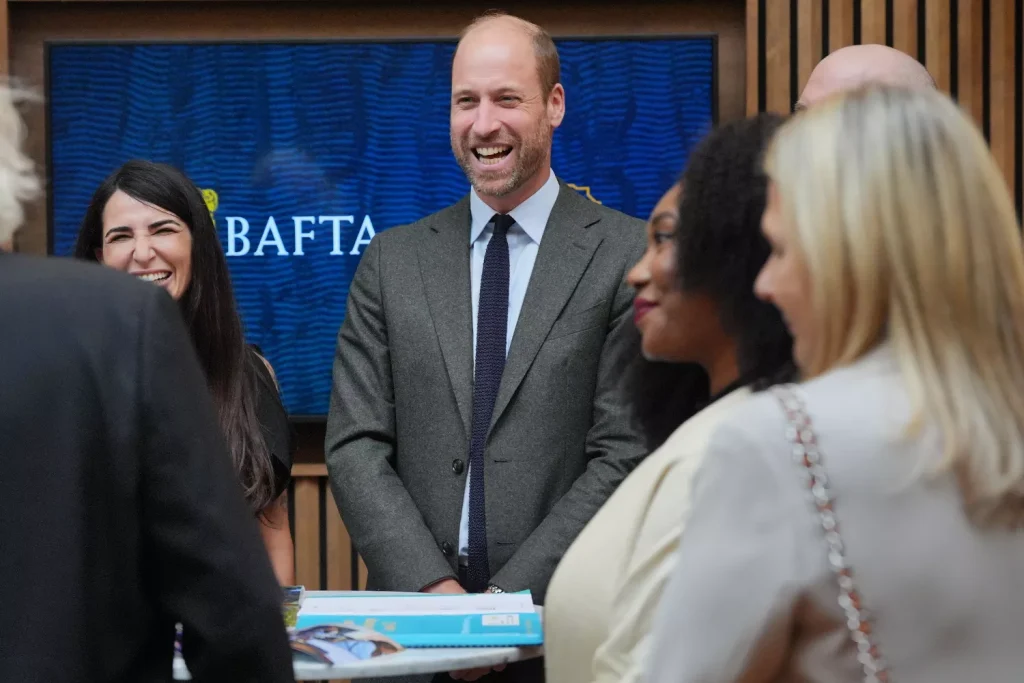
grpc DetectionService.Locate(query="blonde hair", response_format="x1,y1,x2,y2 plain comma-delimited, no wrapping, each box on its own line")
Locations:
765,84,1024,528
0,81,39,246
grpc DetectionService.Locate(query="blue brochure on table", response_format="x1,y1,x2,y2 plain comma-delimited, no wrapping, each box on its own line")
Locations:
294,591,543,648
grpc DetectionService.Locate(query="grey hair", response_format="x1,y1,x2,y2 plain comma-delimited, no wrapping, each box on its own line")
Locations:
0,82,40,247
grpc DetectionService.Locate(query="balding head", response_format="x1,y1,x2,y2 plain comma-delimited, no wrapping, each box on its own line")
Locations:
457,11,560,99
796,44,935,110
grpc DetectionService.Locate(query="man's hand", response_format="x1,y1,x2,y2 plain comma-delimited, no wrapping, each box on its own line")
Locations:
420,579,505,679
421,578,466,594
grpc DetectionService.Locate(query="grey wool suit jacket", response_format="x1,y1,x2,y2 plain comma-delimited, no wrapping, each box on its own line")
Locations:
325,181,648,604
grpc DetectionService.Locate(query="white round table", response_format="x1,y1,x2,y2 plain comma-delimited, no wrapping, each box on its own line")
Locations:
173,644,543,680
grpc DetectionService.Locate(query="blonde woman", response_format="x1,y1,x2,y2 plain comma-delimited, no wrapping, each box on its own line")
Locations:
647,84,1024,683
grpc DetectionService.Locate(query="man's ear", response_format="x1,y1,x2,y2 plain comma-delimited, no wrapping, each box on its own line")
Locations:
547,83,566,128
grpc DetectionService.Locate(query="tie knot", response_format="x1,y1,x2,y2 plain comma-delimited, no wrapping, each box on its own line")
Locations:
490,213,515,237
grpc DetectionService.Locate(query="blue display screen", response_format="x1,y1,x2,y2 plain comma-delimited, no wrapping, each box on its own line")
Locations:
47,37,715,417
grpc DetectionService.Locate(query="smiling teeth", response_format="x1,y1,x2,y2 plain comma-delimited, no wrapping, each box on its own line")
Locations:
138,272,170,282
474,145,512,167
476,146,511,166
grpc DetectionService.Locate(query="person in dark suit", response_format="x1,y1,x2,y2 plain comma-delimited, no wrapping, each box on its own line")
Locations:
325,10,647,681
0,89,294,682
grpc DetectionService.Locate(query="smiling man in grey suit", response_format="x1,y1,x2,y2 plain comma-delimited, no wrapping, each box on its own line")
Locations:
325,9,646,664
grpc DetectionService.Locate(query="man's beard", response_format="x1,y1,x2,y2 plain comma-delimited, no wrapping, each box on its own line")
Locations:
453,124,551,198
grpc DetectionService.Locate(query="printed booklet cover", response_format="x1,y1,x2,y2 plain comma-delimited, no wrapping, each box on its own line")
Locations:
176,585,405,667
294,591,543,648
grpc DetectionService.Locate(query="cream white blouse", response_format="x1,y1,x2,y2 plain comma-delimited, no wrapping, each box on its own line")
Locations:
543,387,752,683
648,345,1024,683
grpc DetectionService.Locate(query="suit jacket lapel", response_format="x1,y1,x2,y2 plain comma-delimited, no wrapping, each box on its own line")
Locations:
490,185,606,428
418,197,474,436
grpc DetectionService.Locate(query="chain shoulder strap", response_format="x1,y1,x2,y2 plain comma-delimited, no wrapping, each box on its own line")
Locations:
770,384,890,683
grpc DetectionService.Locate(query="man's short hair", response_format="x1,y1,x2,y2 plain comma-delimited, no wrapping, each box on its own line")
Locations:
460,10,561,99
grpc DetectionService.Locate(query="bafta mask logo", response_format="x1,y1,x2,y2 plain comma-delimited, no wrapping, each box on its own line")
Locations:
201,188,219,225
566,183,602,204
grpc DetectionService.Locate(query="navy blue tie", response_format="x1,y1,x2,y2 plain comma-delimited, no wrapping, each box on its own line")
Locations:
467,213,514,593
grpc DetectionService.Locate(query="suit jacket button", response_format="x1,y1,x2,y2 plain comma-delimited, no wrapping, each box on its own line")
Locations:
441,541,454,556
452,459,465,475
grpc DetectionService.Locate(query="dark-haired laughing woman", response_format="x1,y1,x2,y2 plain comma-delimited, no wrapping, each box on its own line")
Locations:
74,159,295,585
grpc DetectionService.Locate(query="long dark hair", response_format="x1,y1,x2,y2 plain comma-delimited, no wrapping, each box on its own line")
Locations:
74,159,278,513
627,113,796,448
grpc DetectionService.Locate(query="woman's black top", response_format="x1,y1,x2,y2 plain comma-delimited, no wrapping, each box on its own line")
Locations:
247,345,293,501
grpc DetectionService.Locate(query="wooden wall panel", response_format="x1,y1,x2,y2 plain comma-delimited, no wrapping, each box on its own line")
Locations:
797,0,823,96
926,0,953,93
958,0,985,125
991,0,1017,190
891,0,918,58
829,0,856,51
290,465,360,591
861,0,889,45
292,475,321,590
288,467,347,682
766,0,793,113
748,0,760,113
747,0,1024,214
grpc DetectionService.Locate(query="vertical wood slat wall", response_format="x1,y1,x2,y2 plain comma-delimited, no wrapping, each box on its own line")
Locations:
287,469,359,683
288,464,368,592
746,0,1023,215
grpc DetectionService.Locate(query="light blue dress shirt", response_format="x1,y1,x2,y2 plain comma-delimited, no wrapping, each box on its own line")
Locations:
458,169,560,562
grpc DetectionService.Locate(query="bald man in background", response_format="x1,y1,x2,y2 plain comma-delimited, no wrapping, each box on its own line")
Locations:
796,43,935,110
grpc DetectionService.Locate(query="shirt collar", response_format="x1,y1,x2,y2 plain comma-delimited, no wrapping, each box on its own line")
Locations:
469,169,559,245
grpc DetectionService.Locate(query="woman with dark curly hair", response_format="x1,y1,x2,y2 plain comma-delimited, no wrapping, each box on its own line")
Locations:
543,113,794,683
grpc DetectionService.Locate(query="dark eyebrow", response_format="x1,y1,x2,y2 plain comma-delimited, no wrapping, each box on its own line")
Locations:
147,219,179,229
103,219,179,238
